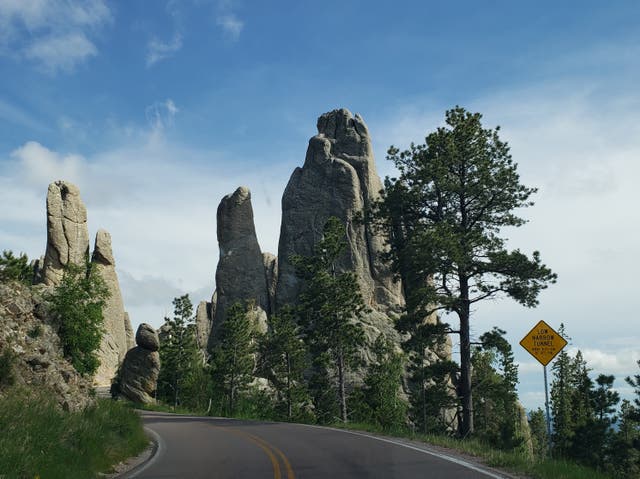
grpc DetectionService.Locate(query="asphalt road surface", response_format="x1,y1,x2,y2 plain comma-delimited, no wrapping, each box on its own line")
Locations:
130,411,507,479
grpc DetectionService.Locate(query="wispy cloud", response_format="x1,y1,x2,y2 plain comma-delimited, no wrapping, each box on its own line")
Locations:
0,0,111,73
216,14,243,41
146,33,183,67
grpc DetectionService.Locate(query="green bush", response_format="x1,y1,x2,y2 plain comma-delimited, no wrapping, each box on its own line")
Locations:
0,387,148,478
46,262,109,375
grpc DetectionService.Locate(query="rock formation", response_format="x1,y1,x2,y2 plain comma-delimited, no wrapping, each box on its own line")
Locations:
195,300,212,352
119,323,160,404
209,187,269,346
41,181,90,286
275,108,403,314
91,229,130,387
124,313,135,351
262,253,277,315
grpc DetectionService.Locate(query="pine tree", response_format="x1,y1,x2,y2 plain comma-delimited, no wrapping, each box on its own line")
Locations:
471,327,521,449
258,305,312,422
372,107,556,436
210,301,257,415
292,216,367,423
528,408,549,459
355,335,408,430
157,294,199,408
0,250,33,284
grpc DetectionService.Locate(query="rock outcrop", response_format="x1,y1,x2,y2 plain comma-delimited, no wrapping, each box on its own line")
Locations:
119,323,160,404
91,229,130,387
209,187,269,346
262,253,277,315
0,281,94,411
124,313,135,351
275,108,403,313
195,301,212,352
41,181,90,286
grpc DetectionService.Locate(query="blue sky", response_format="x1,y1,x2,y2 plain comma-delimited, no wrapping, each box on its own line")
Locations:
1,0,639,412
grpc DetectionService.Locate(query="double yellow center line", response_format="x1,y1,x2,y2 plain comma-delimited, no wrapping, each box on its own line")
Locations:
210,425,295,479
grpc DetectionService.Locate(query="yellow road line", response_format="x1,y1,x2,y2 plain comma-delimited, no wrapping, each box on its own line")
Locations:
209,424,295,479
243,431,295,479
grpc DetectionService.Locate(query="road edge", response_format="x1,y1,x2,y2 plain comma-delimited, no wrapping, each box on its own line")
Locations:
106,427,162,479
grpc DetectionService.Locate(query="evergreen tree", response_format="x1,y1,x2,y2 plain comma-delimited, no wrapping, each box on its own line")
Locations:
471,327,521,449
210,301,256,415
157,294,200,408
550,324,574,456
258,305,312,422
626,359,640,420
372,107,556,436
354,335,408,430
292,216,367,423
47,262,109,375
528,408,549,459
608,399,640,478
0,250,33,284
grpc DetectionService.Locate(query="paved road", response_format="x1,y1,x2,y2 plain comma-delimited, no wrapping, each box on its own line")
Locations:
130,411,506,479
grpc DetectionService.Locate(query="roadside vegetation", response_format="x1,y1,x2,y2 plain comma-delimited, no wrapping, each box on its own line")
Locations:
0,387,148,479
0,256,148,478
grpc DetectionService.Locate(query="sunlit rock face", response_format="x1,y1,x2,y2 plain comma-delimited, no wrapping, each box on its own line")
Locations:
91,229,130,387
275,108,403,315
41,181,90,286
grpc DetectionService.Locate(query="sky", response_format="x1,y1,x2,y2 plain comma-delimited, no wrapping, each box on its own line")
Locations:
0,0,639,412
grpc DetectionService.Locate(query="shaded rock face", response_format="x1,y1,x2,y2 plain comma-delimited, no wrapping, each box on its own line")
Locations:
119,323,160,404
41,181,90,286
210,187,270,344
262,253,277,315
275,109,403,313
135,323,159,351
91,229,129,387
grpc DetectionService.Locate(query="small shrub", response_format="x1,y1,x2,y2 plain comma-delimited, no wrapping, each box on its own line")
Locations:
28,324,43,339
46,262,109,375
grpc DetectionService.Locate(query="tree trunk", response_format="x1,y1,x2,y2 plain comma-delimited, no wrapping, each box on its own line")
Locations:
459,279,474,436
286,352,292,421
337,352,347,423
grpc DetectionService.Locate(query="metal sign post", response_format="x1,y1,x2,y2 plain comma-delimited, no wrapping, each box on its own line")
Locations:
520,320,567,452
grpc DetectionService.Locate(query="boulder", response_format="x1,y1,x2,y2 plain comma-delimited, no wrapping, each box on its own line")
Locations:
119,324,160,404
41,181,90,286
91,229,129,387
135,322,159,352
210,187,270,344
275,108,403,313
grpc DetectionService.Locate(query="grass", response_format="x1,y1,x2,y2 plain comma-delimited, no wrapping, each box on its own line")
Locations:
0,387,148,479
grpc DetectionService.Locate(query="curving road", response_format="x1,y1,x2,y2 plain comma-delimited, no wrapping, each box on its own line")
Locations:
129,411,507,479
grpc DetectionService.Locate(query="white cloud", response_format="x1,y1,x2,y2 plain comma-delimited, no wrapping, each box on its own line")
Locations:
216,14,243,41
145,99,180,139
25,33,97,73
0,115,290,330
568,347,640,376
146,33,183,67
0,0,110,73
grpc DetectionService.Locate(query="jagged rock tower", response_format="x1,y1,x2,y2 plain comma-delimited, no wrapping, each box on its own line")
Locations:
41,181,90,286
91,229,131,387
275,108,403,314
206,187,272,348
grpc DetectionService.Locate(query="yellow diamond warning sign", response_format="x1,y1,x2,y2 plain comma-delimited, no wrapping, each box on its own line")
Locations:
520,320,567,366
